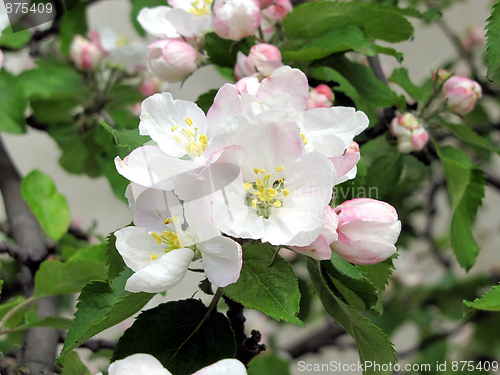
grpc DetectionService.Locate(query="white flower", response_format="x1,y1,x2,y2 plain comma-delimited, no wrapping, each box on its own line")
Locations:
114,184,242,293
102,353,247,375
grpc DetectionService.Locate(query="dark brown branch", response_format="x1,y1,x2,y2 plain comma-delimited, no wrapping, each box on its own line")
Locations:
284,320,347,359
222,295,265,367
78,338,116,353
0,135,58,375
0,242,22,260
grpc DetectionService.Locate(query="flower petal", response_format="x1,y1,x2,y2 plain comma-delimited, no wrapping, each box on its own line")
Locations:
109,353,172,375
289,234,332,260
199,235,243,287
137,7,180,39
192,359,247,375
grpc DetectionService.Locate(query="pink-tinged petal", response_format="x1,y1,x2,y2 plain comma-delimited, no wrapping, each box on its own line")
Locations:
140,92,207,156
206,84,244,134
199,235,243,287
411,128,429,151
256,66,309,113
192,359,247,375
125,248,194,293
235,76,260,95
321,205,339,244
109,353,172,375
329,151,360,183
331,234,397,265
115,146,200,190
340,219,401,245
335,198,398,226
137,7,180,39
290,235,332,260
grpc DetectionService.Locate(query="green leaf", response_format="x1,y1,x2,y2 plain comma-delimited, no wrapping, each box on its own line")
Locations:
486,1,500,80
31,99,80,123
22,170,71,241
34,259,107,298
323,254,379,311
60,269,153,358
310,66,362,108
248,354,291,375
223,242,303,326
388,67,427,101
195,89,218,114
59,0,88,56
440,121,500,155
0,27,31,49
282,26,377,61
19,59,86,100
0,70,27,134
106,232,127,280
283,1,413,43
358,255,396,292
435,144,485,270
59,351,91,375
14,317,73,332
205,33,254,68
311,57,403,109
129,0,165,37
102,122,150,151
307,258,397,375
112,299,236,375
464,284,500,316
375,45,404,63
364,151,403,199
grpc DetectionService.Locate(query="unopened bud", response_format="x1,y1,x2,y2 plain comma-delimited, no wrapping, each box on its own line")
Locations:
147,39,199,83
390,113,429,153
306,84,334,110
443,76,482,116
234,43,283,80
432,69,450,84
70,35,103,70
212,0,262,41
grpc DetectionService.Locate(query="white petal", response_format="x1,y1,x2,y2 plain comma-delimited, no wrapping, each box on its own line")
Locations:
109,353,172,375
206,84,243,135
289,235,332,260
115,226,170,271
164,9,213,37
199,235,242,287
140,92,208,157
126,248,194,293
331,234,397,265
340,219,401,245
137,6,180,38
192,359,247,375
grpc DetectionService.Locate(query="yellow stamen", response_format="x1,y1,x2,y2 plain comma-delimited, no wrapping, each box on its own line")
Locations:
282,189,290,196
252,199,258,209
174,135,182,143
199,134,208,151
260,169,266,173
164,217,172,225
244,183,251,190
256,178,263,187
151,254,158,261
273,200,282,207
254,167,260,174
275,166,284,172
185,117,193,126
278,178,284,183
151,231,162,245
300,133,308,145
171,126,178,132
172,215,178,222
185,128,193,137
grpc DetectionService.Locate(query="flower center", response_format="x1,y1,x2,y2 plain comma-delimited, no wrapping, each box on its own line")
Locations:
171,117,208,160
244,166,290,219
188,0,212,16
149,215,181,260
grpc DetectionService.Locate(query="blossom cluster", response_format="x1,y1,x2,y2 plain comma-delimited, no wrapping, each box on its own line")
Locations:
136,0,292,82
114,65,402,294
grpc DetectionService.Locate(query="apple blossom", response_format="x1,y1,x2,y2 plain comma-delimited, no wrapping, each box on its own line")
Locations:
140,77,161,97
100,353,247,375
306,84,334,110
432,68,451,84
0,50,4,68
146,39,199,82
234,43,283,80
70,35,103,70
212,0,262,41
390,113,429,153
114,184,242,292
261,0,292,22
212,110,336,246
330,198,401,265
443,76,482,115
115,91,249,190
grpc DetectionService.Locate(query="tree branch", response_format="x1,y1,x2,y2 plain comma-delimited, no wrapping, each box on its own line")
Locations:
284,320,347,359
0,135,59,375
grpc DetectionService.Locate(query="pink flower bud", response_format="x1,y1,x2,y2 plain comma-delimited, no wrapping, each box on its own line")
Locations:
213,0,262,41
0,50,4,69
390,113,429,153
432,69,450,84
234,43,283,80
462,26,486,52
140,77,161,97
70,35,103,71
443,76,482,115
306,84,334,110
131,102,142,117
331,198,401,265
345,141,359,155
261,0,292,22
146,39,199,83
259,0,274,8
87,30,109,55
